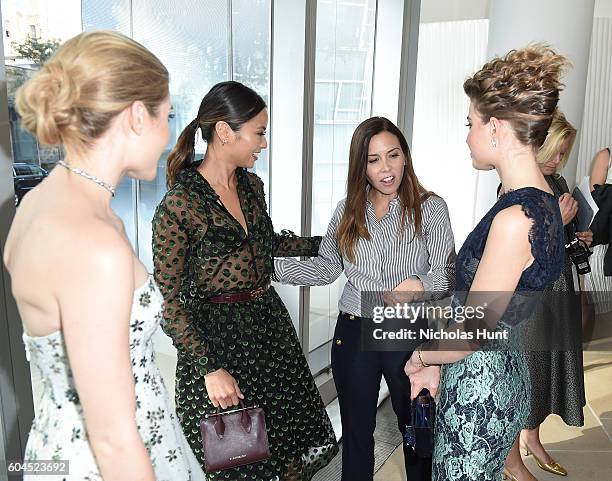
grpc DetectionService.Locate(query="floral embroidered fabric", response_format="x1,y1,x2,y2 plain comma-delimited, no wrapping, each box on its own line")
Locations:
22,276,205,481
433,188,564,481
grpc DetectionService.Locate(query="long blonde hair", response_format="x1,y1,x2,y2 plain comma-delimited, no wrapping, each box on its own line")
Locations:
536,110,577,169
16,30,169,155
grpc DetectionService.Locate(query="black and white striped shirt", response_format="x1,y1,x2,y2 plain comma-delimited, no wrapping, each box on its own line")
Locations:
273,194,456,316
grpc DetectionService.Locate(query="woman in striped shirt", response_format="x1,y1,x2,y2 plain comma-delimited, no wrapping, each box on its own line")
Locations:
274,116,456,481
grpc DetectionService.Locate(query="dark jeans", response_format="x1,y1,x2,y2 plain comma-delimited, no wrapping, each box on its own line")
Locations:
331,312,432,481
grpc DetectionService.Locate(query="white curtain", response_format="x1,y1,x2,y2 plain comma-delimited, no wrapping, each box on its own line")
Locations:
576,16,612,182
411,19,489,248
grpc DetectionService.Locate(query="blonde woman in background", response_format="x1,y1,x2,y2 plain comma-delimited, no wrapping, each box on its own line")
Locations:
503,111,587,480
4,30,205,480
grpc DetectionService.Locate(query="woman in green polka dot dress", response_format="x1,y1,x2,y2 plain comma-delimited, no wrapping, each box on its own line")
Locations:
152,81,338,481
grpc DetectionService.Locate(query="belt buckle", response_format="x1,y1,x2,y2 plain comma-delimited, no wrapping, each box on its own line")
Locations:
250,286,263,300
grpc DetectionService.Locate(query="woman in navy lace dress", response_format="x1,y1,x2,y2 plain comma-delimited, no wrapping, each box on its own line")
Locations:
404,45,568,481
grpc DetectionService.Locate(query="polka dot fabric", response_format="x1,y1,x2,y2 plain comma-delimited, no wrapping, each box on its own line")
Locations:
152,167,338,480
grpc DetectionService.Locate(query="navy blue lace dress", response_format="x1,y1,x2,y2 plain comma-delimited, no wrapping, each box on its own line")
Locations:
432,188,564,481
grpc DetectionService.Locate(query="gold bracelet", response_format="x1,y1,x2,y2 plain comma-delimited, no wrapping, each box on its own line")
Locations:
417,349,430,368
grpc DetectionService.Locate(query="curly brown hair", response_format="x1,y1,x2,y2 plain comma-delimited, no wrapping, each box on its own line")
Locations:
463,44,570,149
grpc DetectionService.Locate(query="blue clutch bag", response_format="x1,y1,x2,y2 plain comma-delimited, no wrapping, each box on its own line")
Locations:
403,390,435,458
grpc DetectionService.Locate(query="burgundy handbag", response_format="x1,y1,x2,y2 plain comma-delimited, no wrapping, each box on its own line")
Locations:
200,402,271,472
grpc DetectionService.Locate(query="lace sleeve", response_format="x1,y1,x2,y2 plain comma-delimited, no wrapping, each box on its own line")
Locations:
152,198,222,377
274,230,322,257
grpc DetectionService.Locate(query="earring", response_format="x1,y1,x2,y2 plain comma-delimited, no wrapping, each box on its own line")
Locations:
221,139,228,145
491,138,497,149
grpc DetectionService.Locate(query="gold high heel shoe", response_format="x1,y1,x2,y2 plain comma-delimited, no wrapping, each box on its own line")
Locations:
523,446,568,476
502,470,518,481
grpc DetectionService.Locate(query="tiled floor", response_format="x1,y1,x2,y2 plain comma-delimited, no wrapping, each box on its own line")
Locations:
375,349,612,481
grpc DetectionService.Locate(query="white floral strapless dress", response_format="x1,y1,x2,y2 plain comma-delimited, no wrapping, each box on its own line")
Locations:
22,275,206,481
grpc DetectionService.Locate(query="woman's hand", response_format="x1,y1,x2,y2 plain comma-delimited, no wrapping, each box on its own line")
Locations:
576,230,593,247
391,277,424,303
405,350,425,376
204,368,244,409
558,193,578,226
405,360,441,400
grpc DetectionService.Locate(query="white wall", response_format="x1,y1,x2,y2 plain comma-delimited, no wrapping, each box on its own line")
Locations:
372,0,404,121
420,0,489,23
473,0,595,223
269,0,308,331
595,0,612,17
411,19,489,247
576,2,612,180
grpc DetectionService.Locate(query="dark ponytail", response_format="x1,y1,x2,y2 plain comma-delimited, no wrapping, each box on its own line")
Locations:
166,122,197,187
166,81,266,187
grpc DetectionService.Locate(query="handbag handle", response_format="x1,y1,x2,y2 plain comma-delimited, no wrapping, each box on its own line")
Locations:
211,401,253,439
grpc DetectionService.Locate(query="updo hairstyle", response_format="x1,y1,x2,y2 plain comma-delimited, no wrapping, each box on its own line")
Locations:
463,45,569,149
16,30,169,154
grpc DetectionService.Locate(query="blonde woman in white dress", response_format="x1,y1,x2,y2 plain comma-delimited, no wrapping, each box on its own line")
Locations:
4,30,205,481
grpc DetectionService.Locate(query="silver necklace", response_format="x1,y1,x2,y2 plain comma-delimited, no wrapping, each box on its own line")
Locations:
57,160,116,197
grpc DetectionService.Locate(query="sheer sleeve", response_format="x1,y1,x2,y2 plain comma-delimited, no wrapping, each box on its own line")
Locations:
245,170,322,257
152,196,222,377
274,230,322,257
273,200,345,286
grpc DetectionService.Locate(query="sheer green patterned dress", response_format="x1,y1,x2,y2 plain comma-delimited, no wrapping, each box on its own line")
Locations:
152,167,338,481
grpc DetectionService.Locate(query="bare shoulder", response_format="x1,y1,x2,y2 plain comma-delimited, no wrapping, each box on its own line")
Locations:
14,208,132,286
65,218,134,281
6,204,135,335
490,205,533,238
591,148,611,171
478,205,535,279
595,147,610,161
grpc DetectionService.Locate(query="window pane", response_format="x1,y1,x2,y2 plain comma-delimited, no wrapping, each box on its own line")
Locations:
82,0,134,245
232,0,271,196
2,0,81,408
309,0,376,375
82,0,130,34
132,0,230,272
4,1,80,212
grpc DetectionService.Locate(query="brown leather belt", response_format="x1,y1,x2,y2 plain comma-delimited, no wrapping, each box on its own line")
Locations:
207,284,270,304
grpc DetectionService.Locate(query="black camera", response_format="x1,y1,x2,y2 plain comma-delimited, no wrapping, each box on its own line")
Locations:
566,237,592,274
